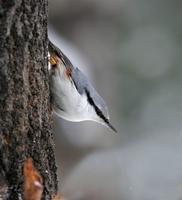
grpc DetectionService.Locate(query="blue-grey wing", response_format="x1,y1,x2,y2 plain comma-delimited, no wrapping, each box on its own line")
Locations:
71,68,89,94
71,68,109,118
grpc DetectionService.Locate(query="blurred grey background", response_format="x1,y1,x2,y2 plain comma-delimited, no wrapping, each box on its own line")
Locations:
48,0,182,199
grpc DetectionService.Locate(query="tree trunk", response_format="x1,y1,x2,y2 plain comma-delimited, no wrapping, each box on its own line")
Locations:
0,0,58,199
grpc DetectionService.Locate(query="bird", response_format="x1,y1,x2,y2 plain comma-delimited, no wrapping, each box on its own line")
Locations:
48,39,117,132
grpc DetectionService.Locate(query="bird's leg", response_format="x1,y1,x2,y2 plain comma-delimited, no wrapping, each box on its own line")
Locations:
49,55,58,65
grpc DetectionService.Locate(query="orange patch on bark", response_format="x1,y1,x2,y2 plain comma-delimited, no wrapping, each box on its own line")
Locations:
23,158,43,200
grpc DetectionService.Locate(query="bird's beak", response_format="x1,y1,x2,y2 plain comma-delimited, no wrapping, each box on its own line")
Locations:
99,118,117,133
106,121,117,133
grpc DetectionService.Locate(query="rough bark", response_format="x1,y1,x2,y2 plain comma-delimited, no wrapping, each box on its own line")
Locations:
0,0,57,199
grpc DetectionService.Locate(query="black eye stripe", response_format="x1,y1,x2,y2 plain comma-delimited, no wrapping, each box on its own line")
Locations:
85,89,109,124
85,89,117,132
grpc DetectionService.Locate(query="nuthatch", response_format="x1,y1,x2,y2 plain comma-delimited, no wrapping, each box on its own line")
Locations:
48,40,117,132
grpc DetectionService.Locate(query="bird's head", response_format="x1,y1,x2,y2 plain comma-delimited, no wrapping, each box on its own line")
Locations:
84,89,117,133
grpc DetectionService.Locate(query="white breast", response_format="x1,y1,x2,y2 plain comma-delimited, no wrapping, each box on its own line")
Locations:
50,64,97,122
